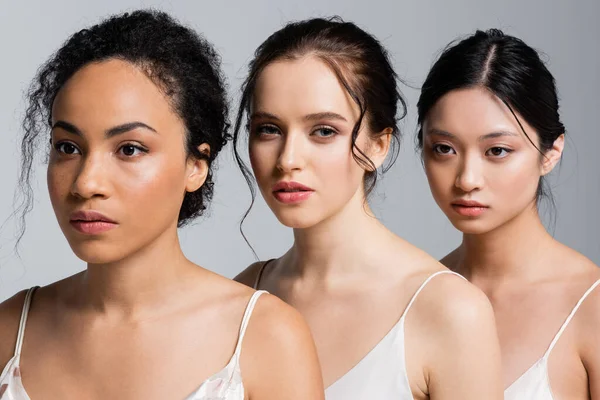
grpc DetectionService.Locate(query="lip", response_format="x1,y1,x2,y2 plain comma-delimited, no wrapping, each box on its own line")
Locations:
451,199,489,217
272,181,314,204
69,210,118,234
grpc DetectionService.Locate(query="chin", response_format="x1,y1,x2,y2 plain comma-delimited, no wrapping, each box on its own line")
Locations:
68,240,131,264
448,218,499,235
273,209,324,230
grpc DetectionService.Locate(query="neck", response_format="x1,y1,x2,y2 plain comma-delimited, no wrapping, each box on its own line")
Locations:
457,203,555,283
289,189,391,282
77,224,196,319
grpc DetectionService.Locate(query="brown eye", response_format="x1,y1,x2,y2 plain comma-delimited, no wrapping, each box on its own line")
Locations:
122,145,136,156
486,147,512,157
433,144,455,155
55,142,80,155
118,144,146,157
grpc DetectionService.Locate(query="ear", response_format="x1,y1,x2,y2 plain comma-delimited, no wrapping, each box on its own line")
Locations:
541,134,564,176
185,143,210,192
368,127,393,170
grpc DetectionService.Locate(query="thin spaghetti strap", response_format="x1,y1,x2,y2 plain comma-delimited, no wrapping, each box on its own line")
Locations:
400,270,465,320
14,287,39,360
544,278,600,358
253,259,274,290
233,290,267,356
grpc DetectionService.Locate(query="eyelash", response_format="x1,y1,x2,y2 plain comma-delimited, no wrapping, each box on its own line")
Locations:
118,143,148,157
311,125,337,138
254,124,280,137
254,124,338,139
53,141,81,155
53,141,148,157
485,147,513,158
431,144,456,156
431,144,513,159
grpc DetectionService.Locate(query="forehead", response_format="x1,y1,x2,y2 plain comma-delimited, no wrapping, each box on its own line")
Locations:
252,56,359,120
425,87,535,141
52,59,177,128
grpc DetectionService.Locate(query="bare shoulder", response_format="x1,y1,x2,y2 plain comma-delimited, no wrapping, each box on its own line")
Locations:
410,267,495,335
0,290,29,368
553,242,600,332
570,261,600,395
240,293,323,398
407,264,502,396
233,260,268,288
243,292,313,350
572,256,600,352
385,239,491,324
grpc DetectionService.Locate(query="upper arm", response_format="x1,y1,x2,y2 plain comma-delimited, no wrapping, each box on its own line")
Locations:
241,294,324,400
416,276,503,400
0,290,28,368
234,262,264,289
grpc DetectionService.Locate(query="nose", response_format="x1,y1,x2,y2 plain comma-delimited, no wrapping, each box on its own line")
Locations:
70,152,111,200
455,153,484,192
276,131,306,173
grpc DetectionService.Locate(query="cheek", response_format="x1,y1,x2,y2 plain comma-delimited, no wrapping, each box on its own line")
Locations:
249,141,278,184
316,141,363,191
424,159,455,200
248,142,267,172
121,155,187,208
47,161,74,206
488,156,540,202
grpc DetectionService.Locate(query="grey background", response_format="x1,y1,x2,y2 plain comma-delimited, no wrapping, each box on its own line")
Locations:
0,0,598,301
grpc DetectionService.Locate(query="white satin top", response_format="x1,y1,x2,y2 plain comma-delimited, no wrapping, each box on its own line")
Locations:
504,278,600,400
0,287,267,400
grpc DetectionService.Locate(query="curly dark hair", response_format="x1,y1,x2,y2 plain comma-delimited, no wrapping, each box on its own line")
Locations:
17,9,230,240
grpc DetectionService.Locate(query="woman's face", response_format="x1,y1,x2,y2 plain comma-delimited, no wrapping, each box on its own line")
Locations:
422,87,562,235
248,56,382,229
48,59,207,264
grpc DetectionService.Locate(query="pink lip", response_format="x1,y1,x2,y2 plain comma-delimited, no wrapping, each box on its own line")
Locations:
272,181,314,204
452,199,487,207
69,210,118,234
451,199,489,217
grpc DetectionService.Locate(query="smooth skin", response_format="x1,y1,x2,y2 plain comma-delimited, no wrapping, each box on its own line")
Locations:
0,59,324,400
236,56,503,399
422,87,600,399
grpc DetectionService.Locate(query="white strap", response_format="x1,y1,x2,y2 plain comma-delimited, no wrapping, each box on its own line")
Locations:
14,287,38,360
233,290,267,356
400,270,465,320
544,278,600,358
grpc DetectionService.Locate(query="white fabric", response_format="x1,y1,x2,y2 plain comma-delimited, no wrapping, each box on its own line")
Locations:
325,271,464,400
504,278,600,400
0,288,267,400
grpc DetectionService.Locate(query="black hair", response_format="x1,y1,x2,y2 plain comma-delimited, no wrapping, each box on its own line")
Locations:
417,29,565,206
17,9,230,241
233,16,406,237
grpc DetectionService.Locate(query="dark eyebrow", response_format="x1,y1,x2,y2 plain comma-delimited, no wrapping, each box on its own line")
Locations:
51,121,157,138
303,112,347,122
250,111,281,122
426,128,519,141
106,122,157,137
478,131,519,141
249,111,348,123
52,120,83,136
426,128,457,139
